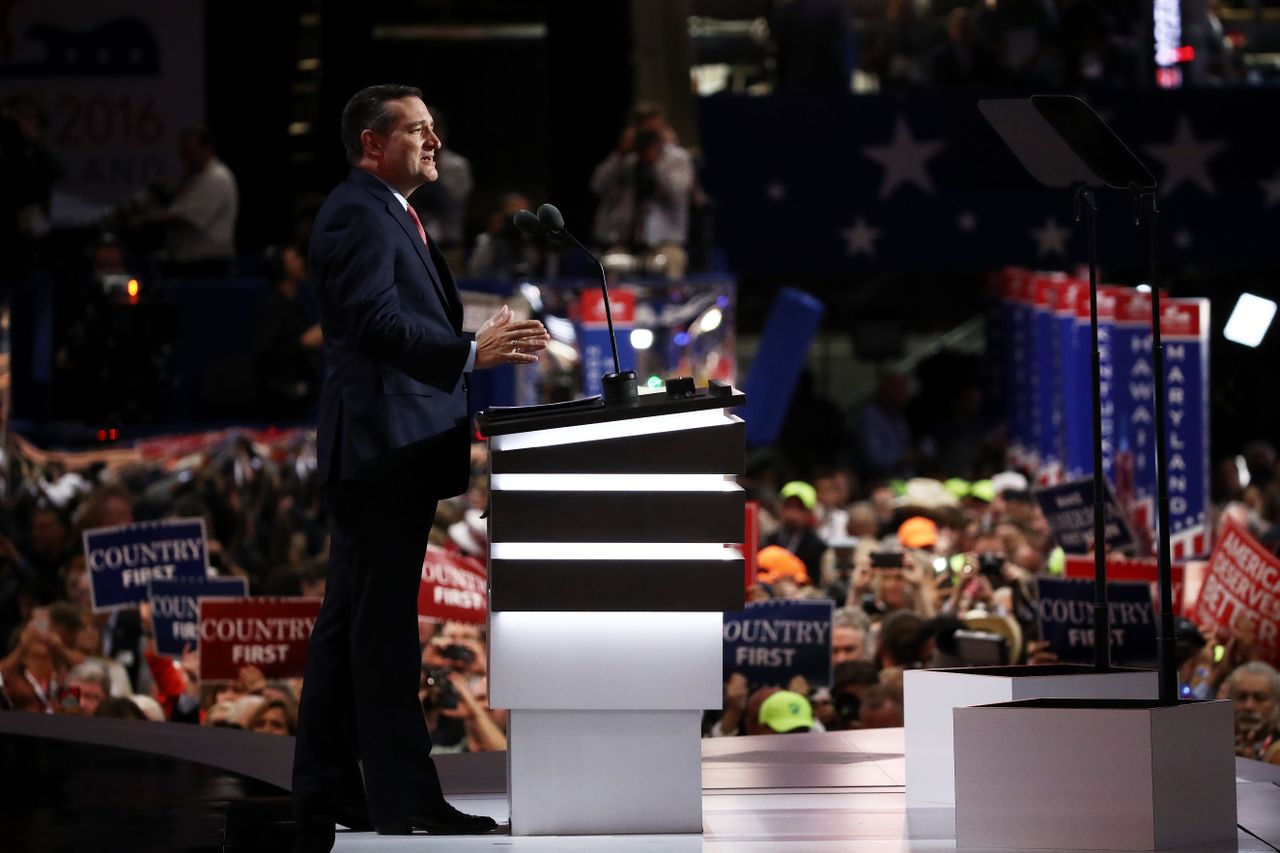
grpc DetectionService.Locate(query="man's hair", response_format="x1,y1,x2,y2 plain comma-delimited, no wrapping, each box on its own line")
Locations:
67,660,111,695
1229,661,1280,708
48,602,84,634
878,610,929,668
860,683,903,712
341,84,422,164
833,606,870,633
833,660,879,690
180,126,215,150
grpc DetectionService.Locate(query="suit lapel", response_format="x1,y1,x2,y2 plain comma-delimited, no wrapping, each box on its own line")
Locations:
349,169,458,327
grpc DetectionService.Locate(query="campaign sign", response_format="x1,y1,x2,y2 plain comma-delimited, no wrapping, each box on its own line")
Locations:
1036,577,1157,667
84,518,208,611
578,287,636,398
1192,518,1280,665
1005,270,1035,467
723,599,833,689
147,577,249,656
417,546,487,625
198,598,322,680
1034,478,1137,555
1030,275,1060,480
1063,555,1185,616
1056,278,1090,481
1158,299,1212,560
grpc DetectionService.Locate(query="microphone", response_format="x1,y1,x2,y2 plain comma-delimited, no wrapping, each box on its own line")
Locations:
513,209,542,237
514,204,637,403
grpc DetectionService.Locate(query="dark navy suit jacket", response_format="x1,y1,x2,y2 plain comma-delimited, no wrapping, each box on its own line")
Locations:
311,168,471,496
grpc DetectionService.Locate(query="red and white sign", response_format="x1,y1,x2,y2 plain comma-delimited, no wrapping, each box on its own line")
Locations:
579,287,636,328
417,546,487,625
1192,519,1280,664
198,598,322,680
1063,555,1186,615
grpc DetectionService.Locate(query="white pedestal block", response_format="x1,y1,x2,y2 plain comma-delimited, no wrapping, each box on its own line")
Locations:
954,699,1237,850
508,709,703,836
904,665,1157,807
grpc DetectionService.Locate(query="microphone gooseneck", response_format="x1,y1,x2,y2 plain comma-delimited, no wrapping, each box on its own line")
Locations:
531,201,634,401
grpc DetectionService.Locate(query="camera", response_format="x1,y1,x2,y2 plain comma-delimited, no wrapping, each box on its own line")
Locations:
421,667,458,711
440,643,476,666
977,552,1004,582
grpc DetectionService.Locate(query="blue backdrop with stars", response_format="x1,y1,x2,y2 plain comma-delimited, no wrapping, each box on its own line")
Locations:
697,90,1280,274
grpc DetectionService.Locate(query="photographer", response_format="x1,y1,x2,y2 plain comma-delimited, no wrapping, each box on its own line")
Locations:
420,635,506,753
589,104,694,277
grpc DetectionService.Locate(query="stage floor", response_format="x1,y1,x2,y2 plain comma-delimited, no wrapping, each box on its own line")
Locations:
334,729,1280,852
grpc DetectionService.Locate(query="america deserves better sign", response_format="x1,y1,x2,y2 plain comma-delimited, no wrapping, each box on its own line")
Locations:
1192,518,1280,665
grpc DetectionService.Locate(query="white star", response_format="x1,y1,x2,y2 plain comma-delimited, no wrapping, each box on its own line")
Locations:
1173,229,1193,250
1145,116,1226,197
1031,215,1071,257
957,211,978,233
861,117,945,200
765,181,787,202
841,217,880,257
1261,171,1280,208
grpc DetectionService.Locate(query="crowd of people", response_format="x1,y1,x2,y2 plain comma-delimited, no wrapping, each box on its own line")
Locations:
1,419,1279,766
760,0,1257,92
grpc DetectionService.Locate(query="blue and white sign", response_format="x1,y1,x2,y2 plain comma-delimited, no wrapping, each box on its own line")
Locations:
1111,288,1156,545
1031,275,1063,480
147,577,249,656
84,518,208,611
1036,577,1157,667
1058,279,1092,481
723,599,833,689
1158,298,1212,560
1034,478,1137,555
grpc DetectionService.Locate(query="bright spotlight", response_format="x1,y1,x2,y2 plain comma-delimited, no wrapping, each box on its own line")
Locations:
1223,293,1276,347
1136,283,1151,294
630,328,654,350
699,307,723,333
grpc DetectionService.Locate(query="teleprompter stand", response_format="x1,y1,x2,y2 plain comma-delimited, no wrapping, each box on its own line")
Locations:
946,97,1235,849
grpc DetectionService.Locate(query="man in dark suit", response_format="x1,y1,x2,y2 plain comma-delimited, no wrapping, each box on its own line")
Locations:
292,84,548,850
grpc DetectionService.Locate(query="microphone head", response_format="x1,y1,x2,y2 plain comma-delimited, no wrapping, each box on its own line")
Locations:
536,203,565,234
512,209,542,236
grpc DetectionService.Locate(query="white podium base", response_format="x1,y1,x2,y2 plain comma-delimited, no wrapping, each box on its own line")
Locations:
954,699,1237,850
507,709,703,836
904,665,1157,807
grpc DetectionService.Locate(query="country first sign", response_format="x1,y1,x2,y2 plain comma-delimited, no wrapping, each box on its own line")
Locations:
198,598,322,680
84,518,208,611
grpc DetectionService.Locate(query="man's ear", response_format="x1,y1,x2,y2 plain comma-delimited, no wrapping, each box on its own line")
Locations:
360,128,382,160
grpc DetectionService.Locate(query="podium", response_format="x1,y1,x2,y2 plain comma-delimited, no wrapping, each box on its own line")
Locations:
477,383,746,836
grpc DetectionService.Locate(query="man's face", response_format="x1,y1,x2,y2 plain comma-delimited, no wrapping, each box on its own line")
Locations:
372,97,440,193
1231,672,1276,725
832,626,863,665
779,497,813,531
860,700,903,728
68,679,106,715
31,510,67,556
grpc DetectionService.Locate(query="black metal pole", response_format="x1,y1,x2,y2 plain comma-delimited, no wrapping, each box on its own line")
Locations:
1077,185,1111,671
1140,192,1178,705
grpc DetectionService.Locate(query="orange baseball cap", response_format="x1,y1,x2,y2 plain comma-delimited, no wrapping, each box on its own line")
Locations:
898,516,938,549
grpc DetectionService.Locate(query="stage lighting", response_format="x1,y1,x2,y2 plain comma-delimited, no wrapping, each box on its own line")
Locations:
630,328,654,350
1223,293,1276,347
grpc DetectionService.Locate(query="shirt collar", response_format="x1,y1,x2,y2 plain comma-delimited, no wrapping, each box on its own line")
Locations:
369,173,410,210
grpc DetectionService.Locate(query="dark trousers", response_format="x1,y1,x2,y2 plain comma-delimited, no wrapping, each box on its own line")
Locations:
292,473,443,827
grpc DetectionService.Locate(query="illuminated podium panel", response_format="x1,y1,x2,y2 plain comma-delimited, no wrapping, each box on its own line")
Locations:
479,386,745,836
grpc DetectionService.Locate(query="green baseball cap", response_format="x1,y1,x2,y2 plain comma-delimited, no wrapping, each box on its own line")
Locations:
779,481,817,510
758,690,814,733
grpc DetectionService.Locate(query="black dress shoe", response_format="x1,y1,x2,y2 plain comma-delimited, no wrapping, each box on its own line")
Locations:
374,802,499,835
334,805,373,832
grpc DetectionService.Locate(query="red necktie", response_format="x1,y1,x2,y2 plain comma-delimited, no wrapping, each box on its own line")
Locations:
406,204,429,247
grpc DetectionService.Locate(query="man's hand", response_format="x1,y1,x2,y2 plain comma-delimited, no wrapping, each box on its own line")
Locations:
474,305,549,370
